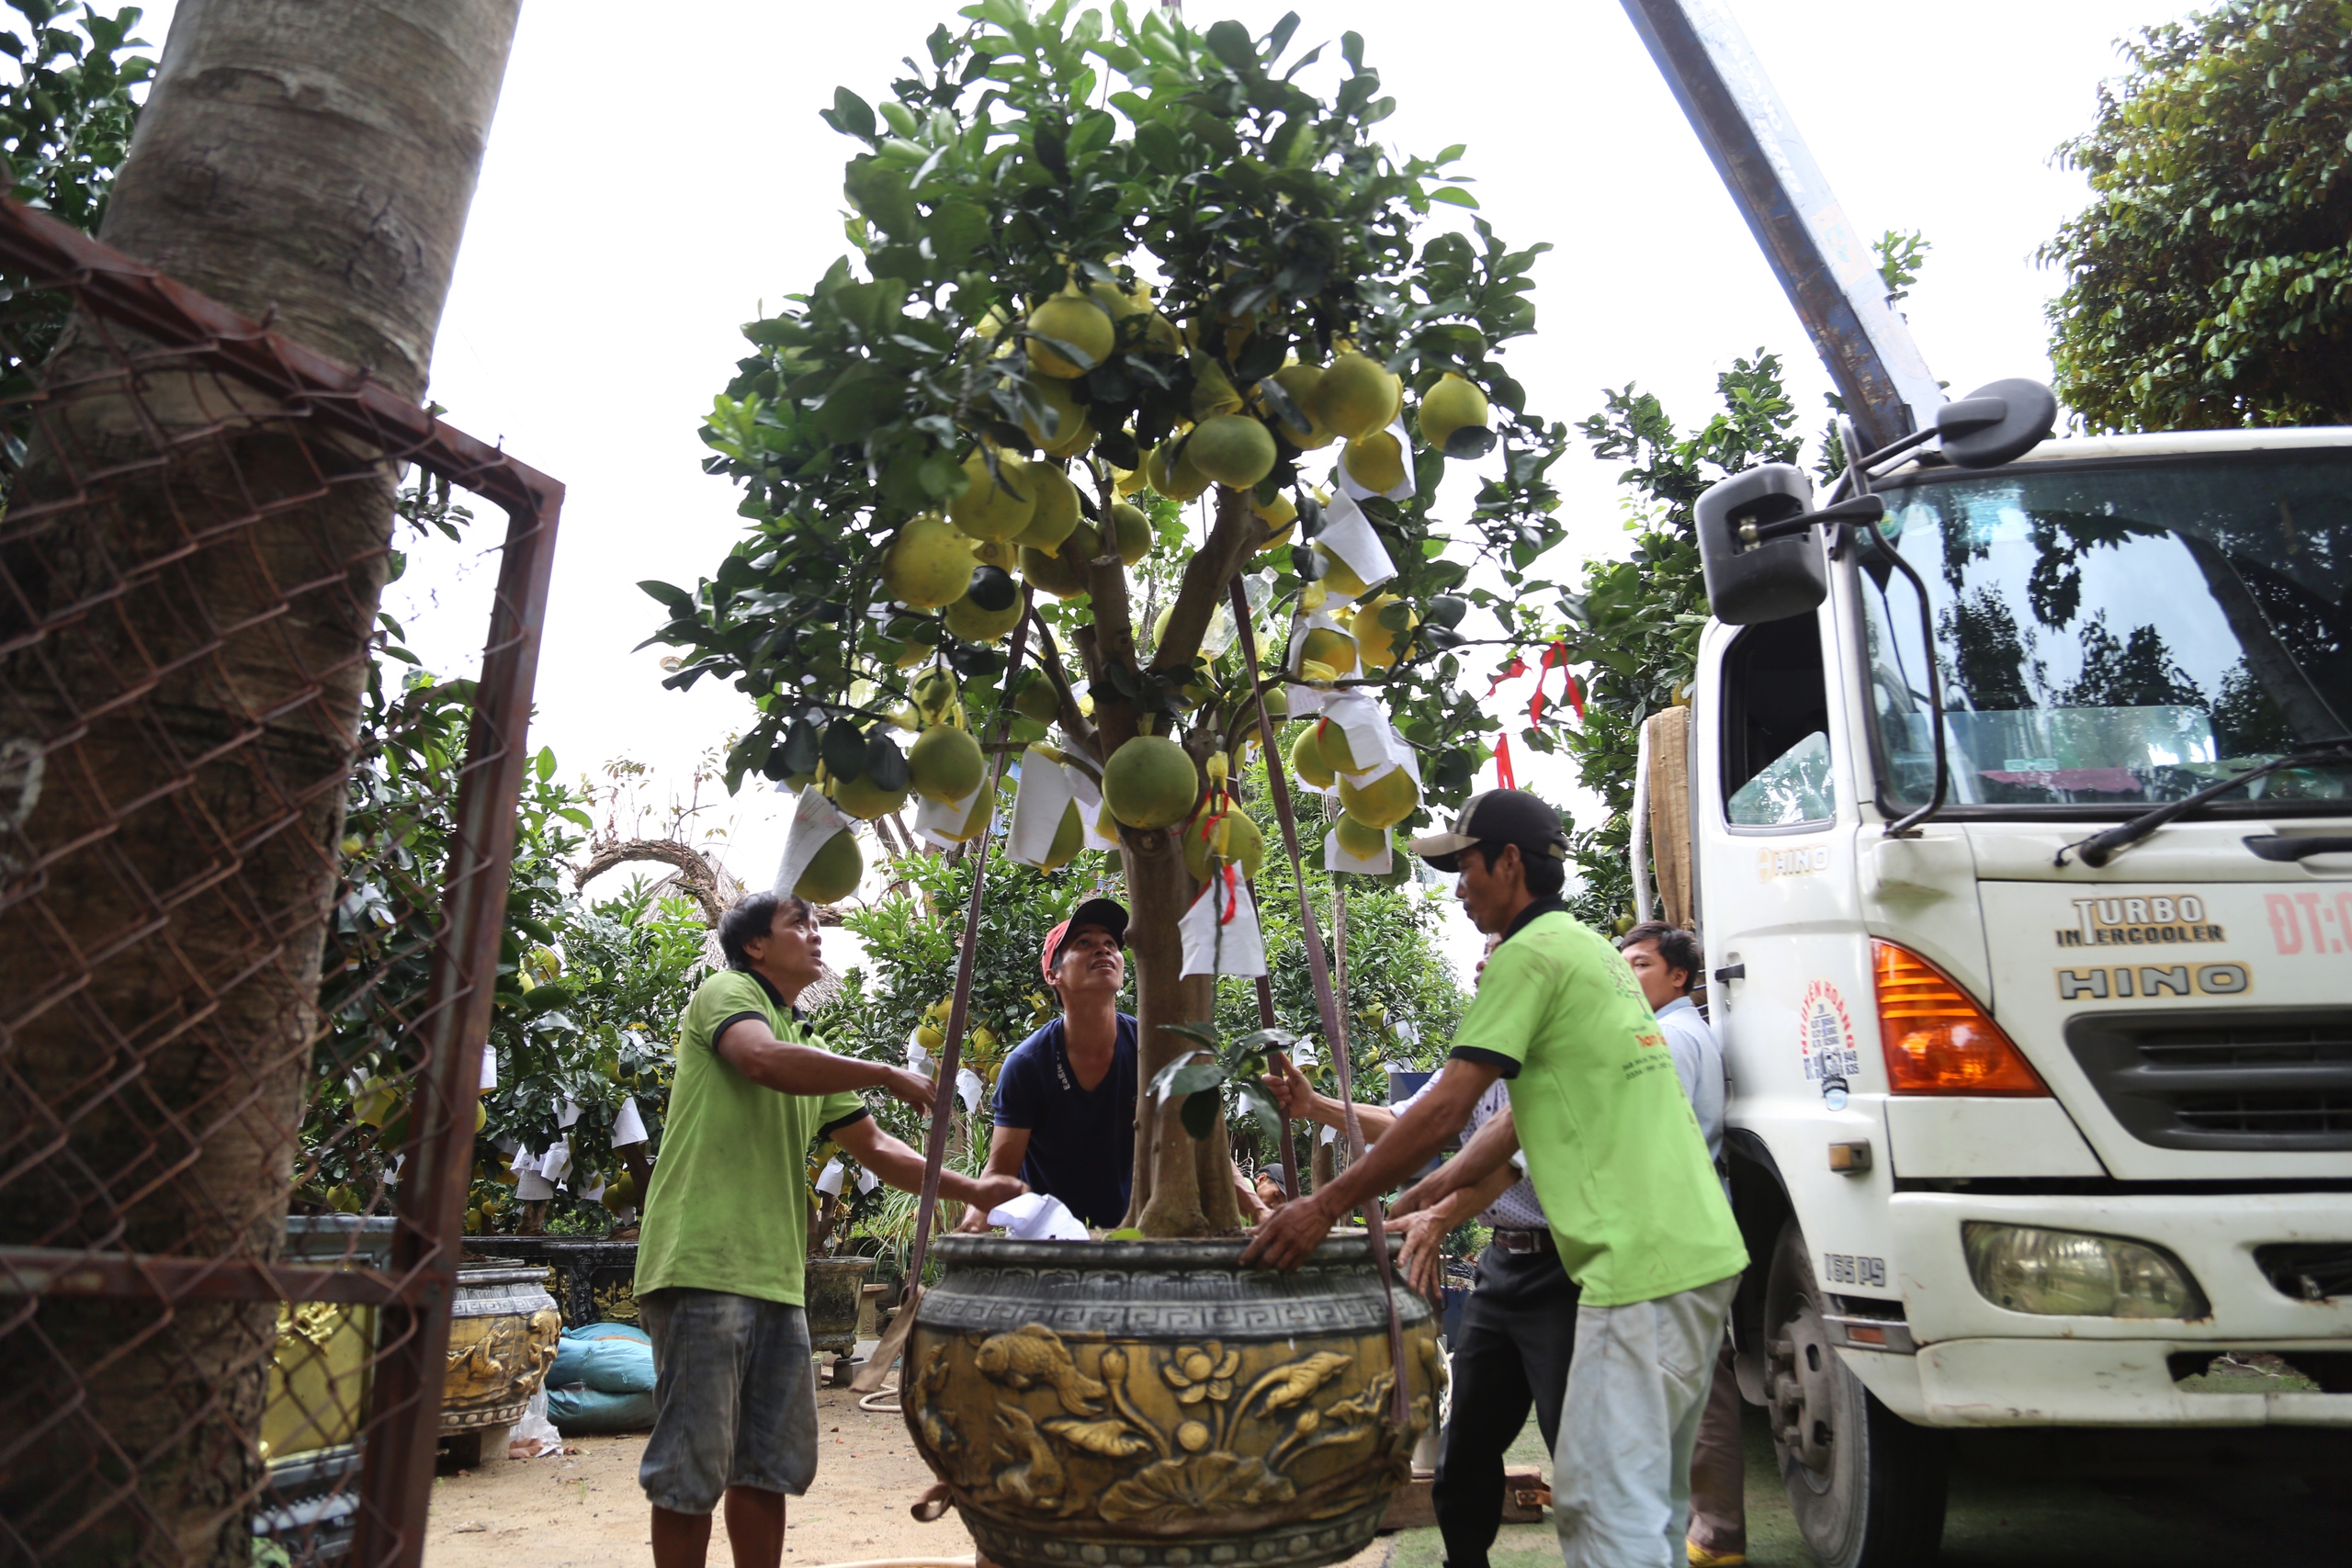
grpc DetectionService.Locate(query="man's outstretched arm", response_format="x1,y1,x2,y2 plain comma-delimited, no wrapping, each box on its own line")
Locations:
832,1114,1026,1214
716,1018,936,1109
956,1124,1033,1231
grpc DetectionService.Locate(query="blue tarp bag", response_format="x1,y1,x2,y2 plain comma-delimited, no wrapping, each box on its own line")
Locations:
546,1323,657,1433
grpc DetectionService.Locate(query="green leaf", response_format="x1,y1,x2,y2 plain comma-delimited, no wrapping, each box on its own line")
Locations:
830,86,878,143
1180,1087,1221,1140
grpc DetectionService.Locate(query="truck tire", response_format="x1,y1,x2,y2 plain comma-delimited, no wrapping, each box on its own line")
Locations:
1763,1217,1949,1568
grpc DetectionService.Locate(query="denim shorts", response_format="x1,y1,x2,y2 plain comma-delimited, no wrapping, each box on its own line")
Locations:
638,1288,819,1513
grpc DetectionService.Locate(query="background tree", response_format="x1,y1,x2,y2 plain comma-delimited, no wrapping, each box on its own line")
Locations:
0,2,519,1559
2043,0,2352,430
652,3,1569,1236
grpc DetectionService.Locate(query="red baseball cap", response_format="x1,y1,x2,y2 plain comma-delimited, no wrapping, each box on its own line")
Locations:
1041,897,1129,981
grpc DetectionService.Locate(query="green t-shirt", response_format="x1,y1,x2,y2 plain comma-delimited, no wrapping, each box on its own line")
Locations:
1451,908,1747,1307
633,968,869,1306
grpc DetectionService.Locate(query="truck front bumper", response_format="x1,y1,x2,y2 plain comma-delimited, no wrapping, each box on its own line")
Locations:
1844,1190,2352,1427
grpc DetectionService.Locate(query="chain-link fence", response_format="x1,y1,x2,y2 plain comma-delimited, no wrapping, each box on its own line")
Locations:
0,197,562,1567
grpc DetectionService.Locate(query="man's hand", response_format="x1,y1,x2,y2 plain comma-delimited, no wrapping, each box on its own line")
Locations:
880,1066,937,1112
1259,1054,1316,1119
965,1173,1027,1217
1386,1209,1450,1297
1239,1190,1339,1270
955,1202,993,1234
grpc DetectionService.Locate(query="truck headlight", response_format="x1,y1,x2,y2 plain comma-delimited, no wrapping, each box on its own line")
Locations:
1962,1223,2207,1319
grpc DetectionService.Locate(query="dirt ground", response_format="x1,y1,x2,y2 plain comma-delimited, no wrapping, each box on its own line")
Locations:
423,1382,1400,1568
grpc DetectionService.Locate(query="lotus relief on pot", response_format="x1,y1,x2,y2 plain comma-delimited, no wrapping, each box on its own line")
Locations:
903,1235,1440,1568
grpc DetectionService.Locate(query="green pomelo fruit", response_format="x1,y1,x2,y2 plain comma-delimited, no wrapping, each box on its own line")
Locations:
948,450,1036,541
1101,734,1199,829
1299,626,1358,677
1338,767,1419,829
1418,372,1491,451
1012,671,1061,725
1113,502,1152,566
1313,351,1399,440
1268,364,1336,449
1022,541,1090,598
796,829,864,901
944,589,1023,642
1187,413,1278,489
1014,462,1081,550
831,772,910,820
1181,806,1266,882
881,513,974,608
1041,799,1084,873
1019,377,1087,450
1026,290,1114,378
1316,716,1364,774
1145,438,1210,502
1290,725,1334,788
1334,814,1389,862
1342,429,1408,493
909,725,985,805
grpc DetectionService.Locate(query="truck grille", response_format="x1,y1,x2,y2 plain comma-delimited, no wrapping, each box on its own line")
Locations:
2065,1010,2352,1152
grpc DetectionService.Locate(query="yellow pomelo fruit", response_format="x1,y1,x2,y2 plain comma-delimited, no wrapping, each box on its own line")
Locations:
1089,278,1150,328
1113,462,1148,496
1316,716,1365,774
1046,412,1097,461
1023,515,1099,598
948,450,1036,541
1290,724,1335,788
1026,288,1114,378
1190,356,1244,421
1015,463,1080,549
1145,438,1210,502
1020,377,1089,450
1342,429,1408,493
969,536,1017,570
1187,413,1278,489
1312,542,1372,602
1252,490,1297,531
937,784,994,842
1334,814,1389,862
1113,502,1152,566
1102,734,1199,829
1349,594,1416,671
1012,672,1061,724
1300,625,1359,677
605,1171,639,1210
1339,766,1420,829
1418,371,1491,451
1266,363,1337,449
909,725,985,804
1313,351,1400,440
351,1075,400,1128
1181,805,1266,882
1041,799,1084,873
1140,311,1183,354
882,513,976,608
944,589,1023,642
831,771,909,820
796,829,864,901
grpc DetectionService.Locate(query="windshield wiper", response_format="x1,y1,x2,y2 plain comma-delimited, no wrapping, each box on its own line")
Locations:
2057,739,2352,868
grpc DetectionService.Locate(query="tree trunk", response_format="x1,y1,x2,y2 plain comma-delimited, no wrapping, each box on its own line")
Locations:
0,5,517,1563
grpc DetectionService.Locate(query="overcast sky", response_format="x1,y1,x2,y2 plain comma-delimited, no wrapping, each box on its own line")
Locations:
134,0,2186,983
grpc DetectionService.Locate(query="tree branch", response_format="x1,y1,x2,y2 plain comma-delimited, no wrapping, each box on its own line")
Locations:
573,838,727,927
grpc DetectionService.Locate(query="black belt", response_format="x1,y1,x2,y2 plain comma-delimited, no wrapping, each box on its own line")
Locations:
1489,1229,1555,1255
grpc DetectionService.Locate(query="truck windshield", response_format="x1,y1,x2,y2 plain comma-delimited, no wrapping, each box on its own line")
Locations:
1858,452,2351,813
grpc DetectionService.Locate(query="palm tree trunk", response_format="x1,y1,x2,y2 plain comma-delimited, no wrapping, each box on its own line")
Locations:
0,5,518,1562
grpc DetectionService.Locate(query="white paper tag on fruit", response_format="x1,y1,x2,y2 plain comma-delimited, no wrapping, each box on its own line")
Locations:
1006,747,1075,867
611,1097,649,1148
956,1066,986,1114
1180,866,1268,979
816,1156,847,1197
1062,761,1121,852
1324,824,1393,875
479,1041,498,1096
775,785,856,897
988,1191,1090,1241
1331,429,1416,507
913,782,984,849
1319,690,1397,777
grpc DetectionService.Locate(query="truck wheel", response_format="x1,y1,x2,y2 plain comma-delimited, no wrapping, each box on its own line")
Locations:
1763,1217,1949,1568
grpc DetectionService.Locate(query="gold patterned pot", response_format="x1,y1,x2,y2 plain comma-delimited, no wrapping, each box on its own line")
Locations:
807,1255,878,1358
904,1235,1440,1568
441,1264,561,1437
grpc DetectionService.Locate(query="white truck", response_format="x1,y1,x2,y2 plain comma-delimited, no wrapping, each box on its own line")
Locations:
1609,5,2352,1561
1661,409,2352,1567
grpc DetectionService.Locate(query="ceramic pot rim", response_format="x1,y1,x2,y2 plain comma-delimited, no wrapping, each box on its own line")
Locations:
929,1233,1383,1270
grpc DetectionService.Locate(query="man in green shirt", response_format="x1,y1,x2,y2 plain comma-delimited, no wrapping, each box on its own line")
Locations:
1243,790,1747,1568
636,890,1025,1568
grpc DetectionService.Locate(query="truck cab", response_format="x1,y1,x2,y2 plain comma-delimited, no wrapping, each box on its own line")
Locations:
1682,421,2352,1566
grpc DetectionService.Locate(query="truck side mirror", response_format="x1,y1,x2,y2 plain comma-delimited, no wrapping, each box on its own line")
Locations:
1936,378,2056,468
1694,464,1826,625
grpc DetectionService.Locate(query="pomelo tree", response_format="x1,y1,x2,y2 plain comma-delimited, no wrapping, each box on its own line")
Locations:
649,1,1570,1236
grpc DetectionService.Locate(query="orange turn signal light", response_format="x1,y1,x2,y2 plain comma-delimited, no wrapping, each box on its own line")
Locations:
1872,940,2047,1096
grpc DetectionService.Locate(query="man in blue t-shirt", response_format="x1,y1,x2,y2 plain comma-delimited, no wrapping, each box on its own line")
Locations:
960,897,1138,1229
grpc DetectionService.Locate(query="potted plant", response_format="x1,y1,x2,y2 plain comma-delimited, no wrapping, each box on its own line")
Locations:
650,7,1569,1564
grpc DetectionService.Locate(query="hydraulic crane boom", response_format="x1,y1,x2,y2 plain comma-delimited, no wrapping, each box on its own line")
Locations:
1618,0,1945,454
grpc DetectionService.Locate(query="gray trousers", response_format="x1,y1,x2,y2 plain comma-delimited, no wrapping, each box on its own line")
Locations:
1552,1273,1740,1568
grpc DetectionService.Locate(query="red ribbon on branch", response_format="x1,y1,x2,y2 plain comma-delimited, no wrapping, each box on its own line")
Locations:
1494,733,1517,791
1527,640,1585,728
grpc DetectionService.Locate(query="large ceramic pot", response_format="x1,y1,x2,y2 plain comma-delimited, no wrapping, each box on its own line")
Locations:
806,1255,878,1358
904,1235,1440,1568
440,1264,561,1446
546,1238,641,1325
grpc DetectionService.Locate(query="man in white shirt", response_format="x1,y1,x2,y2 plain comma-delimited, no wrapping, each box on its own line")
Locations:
1618,921,1743,1568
